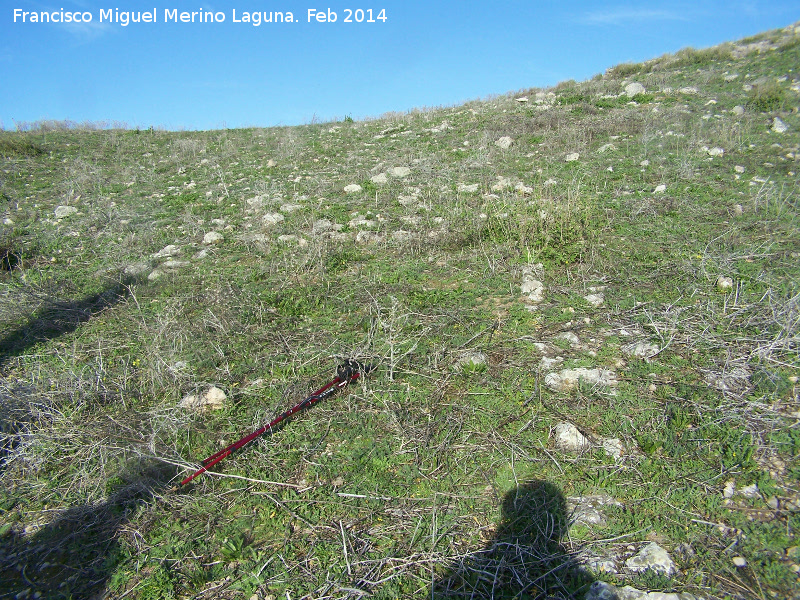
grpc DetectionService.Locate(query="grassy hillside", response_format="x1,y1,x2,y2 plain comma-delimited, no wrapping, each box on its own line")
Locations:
1,22,798,600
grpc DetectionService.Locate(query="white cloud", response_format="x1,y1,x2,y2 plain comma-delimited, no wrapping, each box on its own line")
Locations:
582,8,691,25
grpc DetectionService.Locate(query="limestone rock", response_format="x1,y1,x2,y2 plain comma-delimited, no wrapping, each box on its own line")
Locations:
732,556,747,568
597,143,617,153
371,173,388,184
554,422,589,452
625,542,676,576
54,205,78,219
262,212,285,226
389,166,411,178
555,331,581,347
716,276,734,291
180,386,227,412
654,184,667,193
344,183,363,193
568,493,623,526
453,351,487,372
279,203,304,213
771,117,789,133
625,82,646,97
151,245,180,259
732,105,745,116
678,86,699,94
494,136,513,149
602,438,624,460
457,183,480,193
565,152,580,162
707,147,724,157
544,368,618,392
740,483,760,499
203,231,224,245
160,260,190,270
622,341,660,359
585,293,604,307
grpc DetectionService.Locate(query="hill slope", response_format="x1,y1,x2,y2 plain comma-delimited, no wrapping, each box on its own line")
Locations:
0,22,799,600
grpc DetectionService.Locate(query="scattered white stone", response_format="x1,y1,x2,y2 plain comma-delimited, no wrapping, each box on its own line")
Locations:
370,173,388,184
565,152,580,162
732,105,745,116
602,438,624,460
152,244,181,259
554,422,589,452
277,235,307,246
539,356,564,371
733,204,743,215
716,276,734,291
568,494,623,526
708,147,725,157
457,183,480,193
732,556,747,568
772,117,789,133
248,195,270,208
544,178,557,186
279,203,304,213
180,386,227,412
492,177,514,191
391,230,414,242
312,219,336,234
654,184,666,194
679,86,699,94
349,217,377,229
203,231,224,245
262,212,285,226
584,293,604,307
160,260,190,269
723,480,736,499
625,82,646,97
515,182,533,195
555,331,581,347
545,368,618,392
3,218,13,225
147,269,163,281
389,166,411,178
54,205,78,218
626,542,676,576
344,183,363,193
724,73,740,81
740,483,760,499
453,351,487,371
586,581,700,600
124,262,150,277
355,230,384,245
521,278,545,303
494,136,513,149
266,159,277,167
597,143,617,153
516,96,529,103
640,159,650,167
622,341,660,360
734,165,745,174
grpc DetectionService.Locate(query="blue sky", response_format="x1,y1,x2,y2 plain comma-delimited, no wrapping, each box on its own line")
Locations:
2,1,799,130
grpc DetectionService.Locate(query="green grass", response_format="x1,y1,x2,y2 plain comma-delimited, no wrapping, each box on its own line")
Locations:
0,21,799,600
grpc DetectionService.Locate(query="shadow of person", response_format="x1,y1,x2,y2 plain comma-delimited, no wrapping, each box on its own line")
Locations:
0,459,177,599
433,480,594,599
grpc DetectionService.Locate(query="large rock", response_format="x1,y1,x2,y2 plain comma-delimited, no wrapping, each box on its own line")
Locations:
152,244,181,259
585,581,702,600
203,231,224,245
180,386,227,412
344,183,363,193
771,117,789,133
625,542,677,576
494,136,513,149
54,205,78,219
544,368,617,392
389,166,411,177
554,422,589,452
624,82,646,97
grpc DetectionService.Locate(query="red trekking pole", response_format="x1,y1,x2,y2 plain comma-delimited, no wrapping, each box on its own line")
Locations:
180,359,371,486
